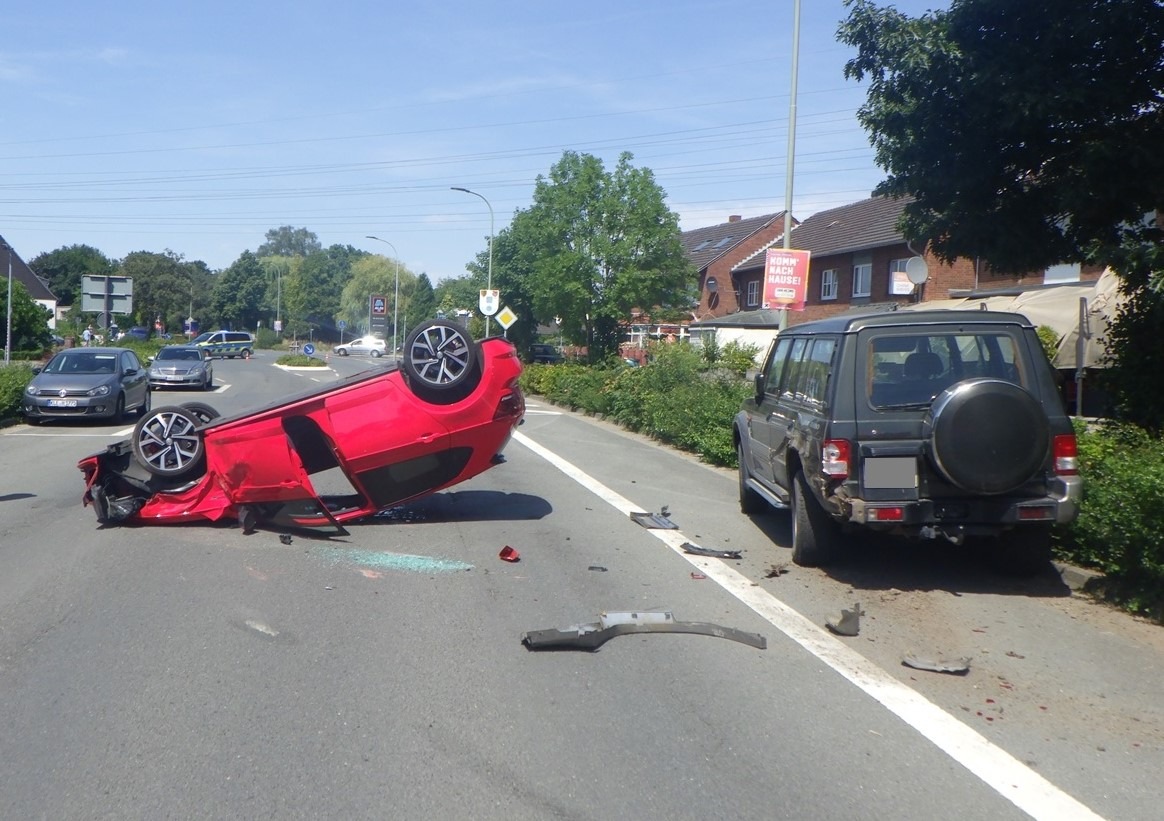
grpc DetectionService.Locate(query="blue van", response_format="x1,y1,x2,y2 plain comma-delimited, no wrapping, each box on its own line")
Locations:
191,330,255,359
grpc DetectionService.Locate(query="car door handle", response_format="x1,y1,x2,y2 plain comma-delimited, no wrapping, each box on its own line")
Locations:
416,432,438,444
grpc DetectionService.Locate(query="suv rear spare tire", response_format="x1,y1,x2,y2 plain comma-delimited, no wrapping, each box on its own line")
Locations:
925,379,1050,495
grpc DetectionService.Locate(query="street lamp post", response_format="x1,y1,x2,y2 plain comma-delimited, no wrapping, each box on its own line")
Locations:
451,186,494,338
3,241,12,366
366,235,400,358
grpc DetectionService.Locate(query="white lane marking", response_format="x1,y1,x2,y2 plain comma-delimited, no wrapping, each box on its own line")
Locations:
513,430,1103,821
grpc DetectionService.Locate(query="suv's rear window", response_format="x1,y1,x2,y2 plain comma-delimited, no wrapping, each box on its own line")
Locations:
867,331,1024,409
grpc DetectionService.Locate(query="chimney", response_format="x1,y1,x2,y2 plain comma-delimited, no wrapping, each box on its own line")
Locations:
728,215,742,223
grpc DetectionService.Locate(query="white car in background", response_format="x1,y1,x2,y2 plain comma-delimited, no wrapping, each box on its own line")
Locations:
334,335,386,357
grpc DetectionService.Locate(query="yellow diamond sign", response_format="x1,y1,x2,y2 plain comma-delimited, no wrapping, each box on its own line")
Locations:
495,306,518,329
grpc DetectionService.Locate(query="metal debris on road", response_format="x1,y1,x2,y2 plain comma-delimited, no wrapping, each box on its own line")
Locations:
521,610,767,652
826,602,865,636
279,533,293,545
588,565,608,572
681,541,742,560
902,653,972,675
764,563,789,578
630,509,678,529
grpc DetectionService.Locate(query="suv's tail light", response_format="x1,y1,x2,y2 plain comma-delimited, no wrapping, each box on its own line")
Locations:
1053,434,1078,476
822,439,851,479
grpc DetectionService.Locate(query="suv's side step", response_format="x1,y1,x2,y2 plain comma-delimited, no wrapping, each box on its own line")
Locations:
747,477,790,509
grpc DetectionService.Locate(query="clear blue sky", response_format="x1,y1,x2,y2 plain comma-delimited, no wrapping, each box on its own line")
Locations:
1,0,943,281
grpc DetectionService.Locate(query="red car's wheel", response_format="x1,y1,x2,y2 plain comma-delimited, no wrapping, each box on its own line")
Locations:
132,406,206,478
180,402,221,426
402,320,481,403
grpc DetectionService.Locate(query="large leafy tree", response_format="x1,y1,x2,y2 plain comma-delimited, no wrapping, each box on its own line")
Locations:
839,0,1164,272
118,250,212,333
28,244,116,307
282,245,364,338
339,254,416,339
505,150,693,361
210,251,268,331
839,0,1164,428
256,226,322,258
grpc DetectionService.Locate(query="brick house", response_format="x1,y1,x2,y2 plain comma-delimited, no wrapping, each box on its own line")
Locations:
717,196,1104,326
683,212,794,319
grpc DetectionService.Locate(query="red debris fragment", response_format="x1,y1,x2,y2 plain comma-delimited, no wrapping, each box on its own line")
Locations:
499,545,520,562
690,571,707,580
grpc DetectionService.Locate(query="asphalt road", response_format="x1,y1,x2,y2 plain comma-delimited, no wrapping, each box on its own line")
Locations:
0,349,1160,820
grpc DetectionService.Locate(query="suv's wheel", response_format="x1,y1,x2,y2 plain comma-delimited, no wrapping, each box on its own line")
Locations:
925,378,1050,494
738,442,766,514
132,406,206,478
791,470,839,567
402,320,481,404
337,348,349,356
983,525,1052,576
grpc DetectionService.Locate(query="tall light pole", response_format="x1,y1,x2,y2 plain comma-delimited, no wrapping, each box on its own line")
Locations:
366,235,400,358
3,240,12,365
778,0,802,332
451,186,494,337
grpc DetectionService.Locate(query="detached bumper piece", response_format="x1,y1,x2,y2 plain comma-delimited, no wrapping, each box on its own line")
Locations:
522,611,767,652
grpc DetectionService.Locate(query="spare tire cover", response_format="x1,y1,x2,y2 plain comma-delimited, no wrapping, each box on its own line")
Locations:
923,378,1050,495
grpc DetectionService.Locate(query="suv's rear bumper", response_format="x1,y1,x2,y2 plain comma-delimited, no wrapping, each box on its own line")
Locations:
841,474,1082,531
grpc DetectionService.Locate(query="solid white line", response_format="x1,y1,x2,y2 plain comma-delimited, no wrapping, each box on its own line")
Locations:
513,430,1104,821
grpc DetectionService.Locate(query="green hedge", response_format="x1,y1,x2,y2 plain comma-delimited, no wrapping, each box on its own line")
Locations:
1057,421,1164,619
0,363,35,419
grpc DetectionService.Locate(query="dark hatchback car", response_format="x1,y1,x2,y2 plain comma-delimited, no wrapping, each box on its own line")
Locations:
24,347,151,424
80,320,525,534
734,309,1081,574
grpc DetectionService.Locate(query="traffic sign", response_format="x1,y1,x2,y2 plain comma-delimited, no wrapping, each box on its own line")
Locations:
303,343,315,356
495,306,517,329
337,319,346,330
479,289,500,316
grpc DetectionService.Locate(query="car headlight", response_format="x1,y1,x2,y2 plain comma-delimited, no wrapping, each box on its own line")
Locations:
87,384,111,397
25,384,39,396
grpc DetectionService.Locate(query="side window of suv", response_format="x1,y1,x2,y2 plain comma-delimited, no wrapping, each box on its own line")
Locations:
762,338,794,394
780,338,810,401
801,338,836,406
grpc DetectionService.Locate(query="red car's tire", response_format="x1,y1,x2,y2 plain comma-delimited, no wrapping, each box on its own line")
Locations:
132,406,207,478
402,320,481,403
179,402,221,426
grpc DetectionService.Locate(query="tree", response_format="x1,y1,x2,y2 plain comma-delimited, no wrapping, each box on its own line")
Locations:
838,0,1164,428
256,226,321,258
407,273,437,331
118,250,211,333
504,151,693,361
838,0,1164,272
1,280,52,353
28,244,115,307
210,251,268,330
281,245,364,339
339,254,416,338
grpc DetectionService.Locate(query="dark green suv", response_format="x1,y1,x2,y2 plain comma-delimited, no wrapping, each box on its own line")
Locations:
734,309,1081,574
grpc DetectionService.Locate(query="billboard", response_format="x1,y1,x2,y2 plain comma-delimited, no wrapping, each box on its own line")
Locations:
762,248,811,312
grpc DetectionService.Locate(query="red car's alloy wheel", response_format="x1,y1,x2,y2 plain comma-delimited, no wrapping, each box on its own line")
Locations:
132,406,206,478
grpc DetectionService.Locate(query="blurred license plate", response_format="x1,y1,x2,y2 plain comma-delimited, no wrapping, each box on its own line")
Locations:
166,374,182,380
47,399,78,408
864,457,917,489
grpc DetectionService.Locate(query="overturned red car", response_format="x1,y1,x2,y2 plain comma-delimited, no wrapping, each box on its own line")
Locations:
79,320,524,533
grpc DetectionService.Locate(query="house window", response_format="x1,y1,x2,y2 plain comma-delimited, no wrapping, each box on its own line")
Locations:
888,258,914,295
821,269,838,300
852,262,872,297
693,240,712,251
746,280,760,307
714,236,735,248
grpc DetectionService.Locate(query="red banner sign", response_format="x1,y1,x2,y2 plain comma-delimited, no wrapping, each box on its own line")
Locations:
763,248,811,311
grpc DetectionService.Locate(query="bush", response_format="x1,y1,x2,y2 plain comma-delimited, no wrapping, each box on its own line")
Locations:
255,328,280,349
0,363,35,420
1058,420,1164,618
277,353,327,367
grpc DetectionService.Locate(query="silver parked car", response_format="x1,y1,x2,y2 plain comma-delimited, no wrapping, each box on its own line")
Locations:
23,347,151,424
334,335,386,357
148,345,214,391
